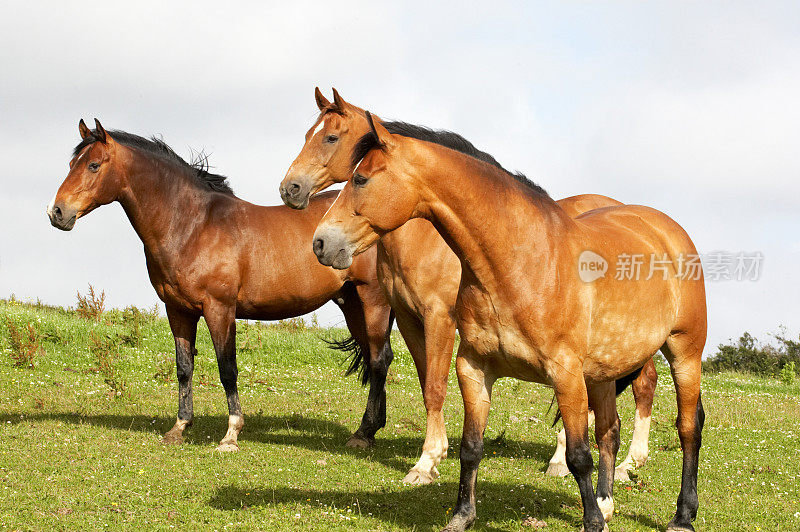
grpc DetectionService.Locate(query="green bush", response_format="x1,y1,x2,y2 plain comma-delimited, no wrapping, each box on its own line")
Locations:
779,361,796,384
704,330,800,379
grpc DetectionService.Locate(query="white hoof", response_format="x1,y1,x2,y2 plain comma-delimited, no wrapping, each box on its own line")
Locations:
545,462,571,477
215,441,239,453
615,466,632,483
402,467,439,485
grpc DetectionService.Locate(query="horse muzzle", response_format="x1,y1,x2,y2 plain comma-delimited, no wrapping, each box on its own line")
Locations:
46,200,77,231
313,226,354,270
279,178,312,210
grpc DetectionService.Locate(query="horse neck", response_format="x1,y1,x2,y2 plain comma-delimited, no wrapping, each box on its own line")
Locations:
415,145,574,294
116,149,211,255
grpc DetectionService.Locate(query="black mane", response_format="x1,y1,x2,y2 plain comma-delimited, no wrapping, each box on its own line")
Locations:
371,120,548,196
73,130,234,195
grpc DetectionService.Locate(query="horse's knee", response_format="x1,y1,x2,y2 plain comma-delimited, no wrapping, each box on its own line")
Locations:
370,343,393,376
565,441,593,477
460,437,483,468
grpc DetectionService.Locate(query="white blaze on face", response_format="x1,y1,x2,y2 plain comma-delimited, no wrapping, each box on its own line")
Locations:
46,193,57,217
311,119,325,138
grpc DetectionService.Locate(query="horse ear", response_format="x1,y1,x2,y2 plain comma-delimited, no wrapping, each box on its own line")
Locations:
366,111,393,148
94,118,107,144
315,87,331,111
78,119,92,140
331,88,347,112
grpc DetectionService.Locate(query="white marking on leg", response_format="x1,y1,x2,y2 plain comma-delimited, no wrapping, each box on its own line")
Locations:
620,408,651,469
546,427,570,476
597,496,615,522
404,416,448,484
216,414,244,451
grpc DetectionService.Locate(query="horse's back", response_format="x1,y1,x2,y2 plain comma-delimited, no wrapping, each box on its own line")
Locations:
557,194,623,217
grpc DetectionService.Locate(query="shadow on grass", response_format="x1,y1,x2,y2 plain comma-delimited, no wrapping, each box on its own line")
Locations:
208,481,664,530
0,411,555,476
208,480,584,530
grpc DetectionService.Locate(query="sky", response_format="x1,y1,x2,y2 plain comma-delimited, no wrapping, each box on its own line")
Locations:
1,1,798,356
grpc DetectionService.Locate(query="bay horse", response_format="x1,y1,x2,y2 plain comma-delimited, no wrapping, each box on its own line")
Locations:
280,88,658,484
313,113,706,532
46,119,395,452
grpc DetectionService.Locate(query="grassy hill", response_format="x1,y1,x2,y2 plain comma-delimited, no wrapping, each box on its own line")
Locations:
1,297,798,530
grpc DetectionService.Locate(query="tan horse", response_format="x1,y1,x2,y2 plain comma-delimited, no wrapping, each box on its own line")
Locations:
313,113,706,532
280,89,658,484
47,120,394,452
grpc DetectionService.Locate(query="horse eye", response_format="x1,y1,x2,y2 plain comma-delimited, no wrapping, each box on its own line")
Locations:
325,135,339,144
353,173,368,187
88,162,100,172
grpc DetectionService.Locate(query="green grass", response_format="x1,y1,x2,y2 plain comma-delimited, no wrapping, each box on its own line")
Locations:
1,298,799,531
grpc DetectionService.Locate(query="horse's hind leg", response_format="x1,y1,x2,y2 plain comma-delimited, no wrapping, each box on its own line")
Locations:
163,305,199,444
204,300,243,452
662,334,705,532
588,382,621,523
338,282,394,448
402,307,455,485
616,357,657,481
443,346,494,532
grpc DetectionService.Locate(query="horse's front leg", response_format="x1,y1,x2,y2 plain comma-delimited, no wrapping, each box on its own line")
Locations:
403,308,455,485
204,300,243,452
547,409,595,477
553,367,607,532
442,347,493,532
163,306,199,444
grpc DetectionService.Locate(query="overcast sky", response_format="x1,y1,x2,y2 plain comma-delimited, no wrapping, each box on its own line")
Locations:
1,1,798,356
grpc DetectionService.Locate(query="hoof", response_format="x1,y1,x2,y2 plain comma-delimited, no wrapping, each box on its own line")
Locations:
666,524,695,532
442,511,476,532
346,434,374,449
615,466,632,483
162,432,184,445
402,467,439,485
215,441,239,453
580,524,609,532
545,462,570,477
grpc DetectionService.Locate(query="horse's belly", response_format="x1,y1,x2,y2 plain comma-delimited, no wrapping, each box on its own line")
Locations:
583,309,673,380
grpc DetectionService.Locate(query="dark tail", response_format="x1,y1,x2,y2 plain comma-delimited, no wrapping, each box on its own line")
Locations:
323,335,370,387
550,366,644,427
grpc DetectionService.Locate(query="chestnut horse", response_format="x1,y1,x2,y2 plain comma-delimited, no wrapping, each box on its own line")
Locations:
280,88,657,484
313,113,706,532
47,119,394,452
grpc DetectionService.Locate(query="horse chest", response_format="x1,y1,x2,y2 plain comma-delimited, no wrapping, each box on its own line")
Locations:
144,253,202,310
455,283,505,353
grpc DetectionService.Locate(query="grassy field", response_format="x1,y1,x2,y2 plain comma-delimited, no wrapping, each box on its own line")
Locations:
1,297,799,531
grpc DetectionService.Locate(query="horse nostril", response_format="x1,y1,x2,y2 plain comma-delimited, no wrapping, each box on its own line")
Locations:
288,183,301,198
313,238,324,255
53,205,63,221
